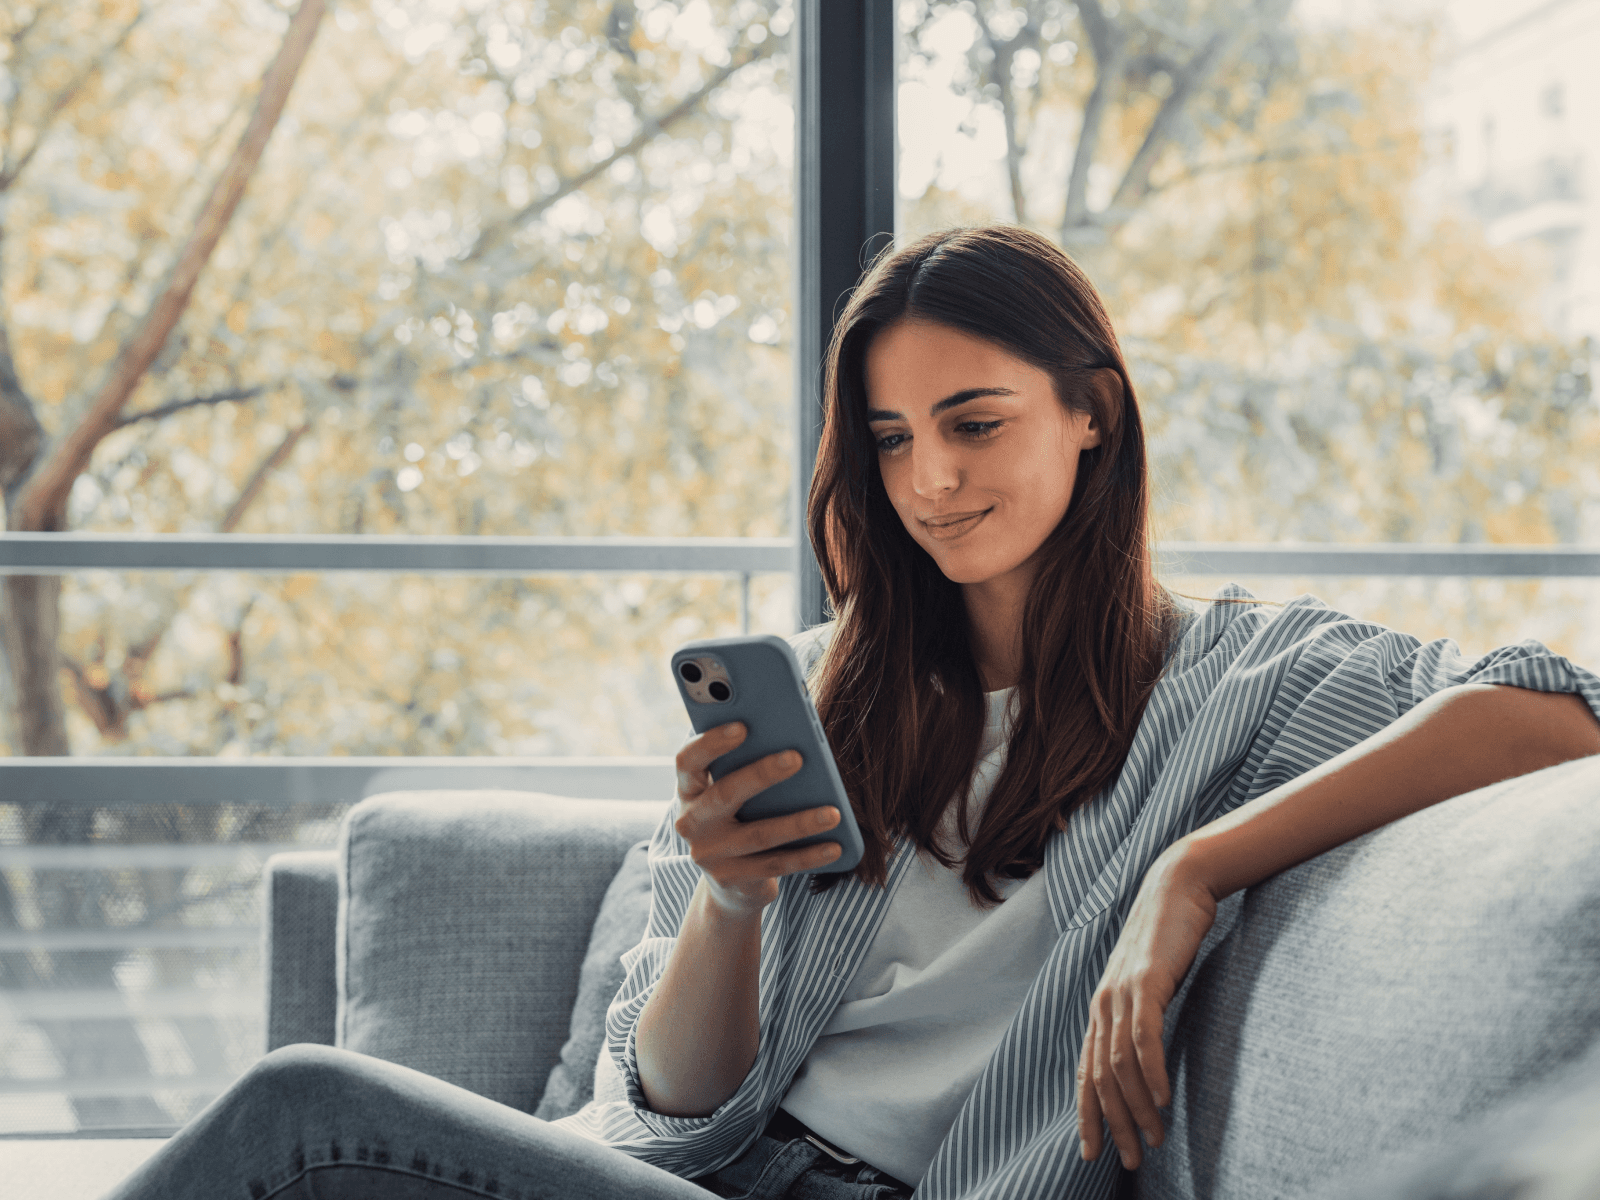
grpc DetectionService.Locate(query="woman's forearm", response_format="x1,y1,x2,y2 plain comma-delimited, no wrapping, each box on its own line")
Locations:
1172,684,1600,901
634,877,763,1117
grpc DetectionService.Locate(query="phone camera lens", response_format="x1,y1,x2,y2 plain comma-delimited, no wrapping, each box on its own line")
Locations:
679,662,703,683
708,681,731,702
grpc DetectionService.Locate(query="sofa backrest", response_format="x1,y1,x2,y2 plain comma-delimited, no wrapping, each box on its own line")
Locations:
1135,755,1600,1200
335,790,667,1114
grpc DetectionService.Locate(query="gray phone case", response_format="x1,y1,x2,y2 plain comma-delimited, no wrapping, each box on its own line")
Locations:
671,634,864,874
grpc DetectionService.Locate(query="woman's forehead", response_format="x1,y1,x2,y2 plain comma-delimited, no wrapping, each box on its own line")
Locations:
865,320,1048,411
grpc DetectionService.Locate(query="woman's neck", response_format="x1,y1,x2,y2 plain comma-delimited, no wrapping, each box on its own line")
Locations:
963,565,1035,692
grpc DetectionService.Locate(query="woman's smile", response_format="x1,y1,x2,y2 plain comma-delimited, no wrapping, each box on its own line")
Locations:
920,507,993,539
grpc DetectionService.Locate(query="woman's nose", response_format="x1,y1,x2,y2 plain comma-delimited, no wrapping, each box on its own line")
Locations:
911,440,960,497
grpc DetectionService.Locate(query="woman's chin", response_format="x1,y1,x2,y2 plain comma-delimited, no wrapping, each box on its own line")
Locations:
923,545,1026,588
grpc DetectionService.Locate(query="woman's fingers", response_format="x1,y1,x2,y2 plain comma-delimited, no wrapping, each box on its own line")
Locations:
673,727,840,907
1108,992,1165,1155
712,748,806,816
674,721,746,796
678,749,809,841
1089,998,1145,1169
1076,1026,1104,1162
698,805,841,875
1131,992,1172,1113
1079,990,1168,1171
715,836,843,883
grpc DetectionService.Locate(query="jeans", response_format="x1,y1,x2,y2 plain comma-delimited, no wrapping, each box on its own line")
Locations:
101,1044,915,1200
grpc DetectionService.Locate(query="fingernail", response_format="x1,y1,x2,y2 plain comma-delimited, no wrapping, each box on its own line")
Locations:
722,722,743,736
1121,1152,1134,1170
1079,1141,1091,1161
782,750,801,768
816,806,838,827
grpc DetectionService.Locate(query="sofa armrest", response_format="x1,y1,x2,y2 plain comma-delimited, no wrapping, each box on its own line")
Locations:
261,849,340,1051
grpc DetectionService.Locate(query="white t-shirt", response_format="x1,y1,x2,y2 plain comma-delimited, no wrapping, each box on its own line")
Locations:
778,688,1060,1187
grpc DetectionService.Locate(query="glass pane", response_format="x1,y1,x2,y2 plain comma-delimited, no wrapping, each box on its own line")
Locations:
2,0,794,1133
894,0,1599,630
1163,575,1600,670
0,803,343,1135
50,570,794,757
4,0,795,759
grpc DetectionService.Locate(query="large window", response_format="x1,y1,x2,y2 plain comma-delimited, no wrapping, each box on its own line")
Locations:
2,0,1597,1138
896,0,1599,663
0,0,795,1133
3,0,798,761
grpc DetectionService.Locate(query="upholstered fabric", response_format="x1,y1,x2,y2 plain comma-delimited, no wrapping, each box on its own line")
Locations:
262,850,340,1051
1310,1034,1600,1200
535,840,655,1121
336,791,666,1112
1134,753,1600,1200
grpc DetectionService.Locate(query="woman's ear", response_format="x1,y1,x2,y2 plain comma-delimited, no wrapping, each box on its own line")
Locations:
1080,368,1124,449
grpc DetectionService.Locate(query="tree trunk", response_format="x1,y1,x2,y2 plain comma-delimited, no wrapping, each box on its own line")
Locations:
0,0,329,1131
0,574,69,755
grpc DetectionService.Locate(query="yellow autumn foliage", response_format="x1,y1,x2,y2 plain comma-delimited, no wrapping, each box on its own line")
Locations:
1,0,1594,760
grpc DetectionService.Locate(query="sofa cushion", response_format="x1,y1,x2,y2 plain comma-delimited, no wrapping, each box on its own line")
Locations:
337,790,666,1112
533,839,654,1121
1310,1033,1600,1200
1134,754,1600,1200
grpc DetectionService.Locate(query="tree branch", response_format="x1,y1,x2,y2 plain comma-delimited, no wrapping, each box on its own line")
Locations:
220,421,309,532
0,7,146,191
979,1,1040,226
0,230,45,511
113,384,271,429
1061,2,1125,239
208,63,408,330
467,37,773,262
0,6,49,144
1075,0,1117,63
11,0,327,532
97,81,259,353
1109,19,1252,213
57,421,309,742
62,653,193,738
225,597,256,685
1143,144,1323,195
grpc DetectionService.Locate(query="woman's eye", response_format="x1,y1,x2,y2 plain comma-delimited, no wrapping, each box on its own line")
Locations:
875,432,909,453
957,420,1004,439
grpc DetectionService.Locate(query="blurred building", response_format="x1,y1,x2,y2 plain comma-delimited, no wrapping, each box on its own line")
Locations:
1428,0,1600,339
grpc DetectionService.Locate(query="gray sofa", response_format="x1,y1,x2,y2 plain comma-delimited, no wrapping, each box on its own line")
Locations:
262,757,1600,1199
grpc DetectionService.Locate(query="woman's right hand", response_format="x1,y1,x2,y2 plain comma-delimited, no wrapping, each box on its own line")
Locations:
673,721,844,917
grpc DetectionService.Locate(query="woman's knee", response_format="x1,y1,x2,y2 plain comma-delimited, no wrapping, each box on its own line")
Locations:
231,1043,373,1115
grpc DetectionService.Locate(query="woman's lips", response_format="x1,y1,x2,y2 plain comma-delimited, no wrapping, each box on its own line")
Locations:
920,508,992,540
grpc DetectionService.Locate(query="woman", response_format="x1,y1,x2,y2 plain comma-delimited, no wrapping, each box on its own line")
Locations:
106,226,1600,1200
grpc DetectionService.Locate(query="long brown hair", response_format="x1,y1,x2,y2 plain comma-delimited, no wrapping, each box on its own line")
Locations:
807,225,1181,905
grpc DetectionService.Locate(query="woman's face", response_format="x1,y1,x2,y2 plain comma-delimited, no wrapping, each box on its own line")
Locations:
864,319,1101,589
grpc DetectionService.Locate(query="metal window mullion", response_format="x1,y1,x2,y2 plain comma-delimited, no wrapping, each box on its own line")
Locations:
793,0,897,631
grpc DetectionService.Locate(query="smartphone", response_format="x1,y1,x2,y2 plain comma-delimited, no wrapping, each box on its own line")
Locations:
671,634,864,874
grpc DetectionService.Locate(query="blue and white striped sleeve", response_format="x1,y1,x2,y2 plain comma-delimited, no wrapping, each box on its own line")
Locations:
596,798,724,1137
1203,599,1600,820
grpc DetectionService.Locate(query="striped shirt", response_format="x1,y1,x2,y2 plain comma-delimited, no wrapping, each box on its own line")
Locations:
555,586,1600,1199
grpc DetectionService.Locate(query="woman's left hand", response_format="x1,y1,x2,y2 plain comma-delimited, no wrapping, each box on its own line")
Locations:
1077,846,1218,1171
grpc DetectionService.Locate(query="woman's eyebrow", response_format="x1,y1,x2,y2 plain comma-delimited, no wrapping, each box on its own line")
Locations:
865,386,1018,423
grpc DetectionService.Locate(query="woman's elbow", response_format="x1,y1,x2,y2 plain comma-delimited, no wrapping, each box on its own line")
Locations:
1486,686,1600,774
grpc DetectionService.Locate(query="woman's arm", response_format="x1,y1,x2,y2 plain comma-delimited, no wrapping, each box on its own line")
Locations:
1077,683,1600,1171
634,723,842,1118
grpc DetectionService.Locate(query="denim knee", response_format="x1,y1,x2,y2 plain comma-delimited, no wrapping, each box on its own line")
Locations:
231,1043,371,1119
